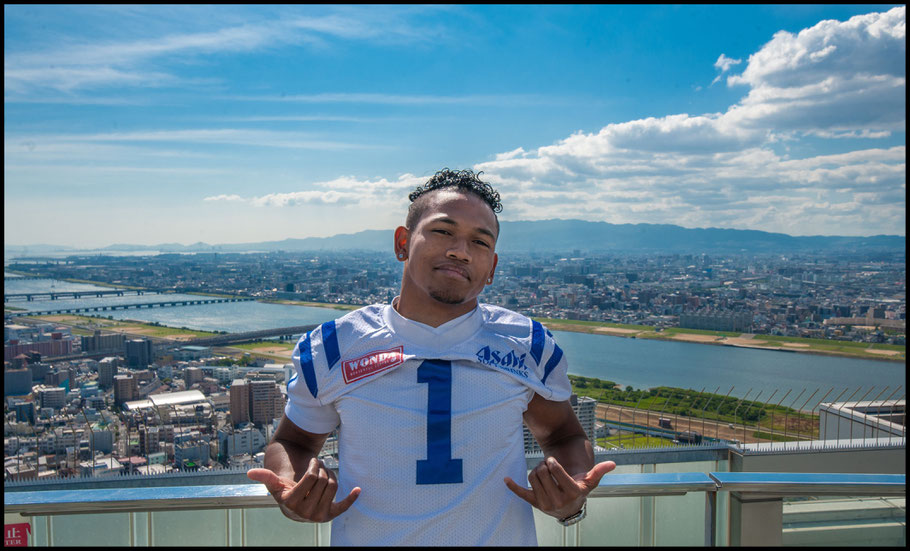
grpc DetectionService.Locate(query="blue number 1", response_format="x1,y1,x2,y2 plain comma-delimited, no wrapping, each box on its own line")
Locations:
416,360,463,484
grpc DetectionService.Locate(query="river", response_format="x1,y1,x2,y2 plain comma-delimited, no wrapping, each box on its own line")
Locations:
5,275,904,410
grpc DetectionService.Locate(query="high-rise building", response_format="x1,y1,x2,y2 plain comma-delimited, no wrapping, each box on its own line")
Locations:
114,374,137,406
523,394,597,453
249,379,285,427
184,367,204,388
81,331,126,353
4,367,32,396
98,358,117,389
12,400,36,424
126,339,154,368
35,385,66,410
229,377,285,427
229,379,250,426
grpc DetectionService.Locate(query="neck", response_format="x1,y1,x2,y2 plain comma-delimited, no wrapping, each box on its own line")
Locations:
394,288,478,328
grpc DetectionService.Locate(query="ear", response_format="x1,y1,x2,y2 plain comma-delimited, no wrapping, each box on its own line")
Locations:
486,253,499,285
393,226,410,261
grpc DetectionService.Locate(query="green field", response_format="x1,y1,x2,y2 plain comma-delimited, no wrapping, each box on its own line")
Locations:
230,341,295,352
598,435,673,449
30,314,220,340
570,374,820,438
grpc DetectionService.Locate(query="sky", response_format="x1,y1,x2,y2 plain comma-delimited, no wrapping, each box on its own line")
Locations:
4,4,906,248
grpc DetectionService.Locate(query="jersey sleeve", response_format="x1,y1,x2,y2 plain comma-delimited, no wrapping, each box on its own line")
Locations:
529,320,572,402
285,328,341,434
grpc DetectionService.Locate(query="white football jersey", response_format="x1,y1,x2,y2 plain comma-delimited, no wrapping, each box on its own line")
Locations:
286,300,571,546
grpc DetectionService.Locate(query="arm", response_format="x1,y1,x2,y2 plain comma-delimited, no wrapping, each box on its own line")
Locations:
504,394,615,520
247,414,360,522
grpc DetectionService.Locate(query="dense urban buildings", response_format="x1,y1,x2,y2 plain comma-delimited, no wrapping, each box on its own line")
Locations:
3,249,905,480
7,249,903,344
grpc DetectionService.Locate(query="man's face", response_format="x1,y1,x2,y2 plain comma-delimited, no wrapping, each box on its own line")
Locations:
401,189,499,307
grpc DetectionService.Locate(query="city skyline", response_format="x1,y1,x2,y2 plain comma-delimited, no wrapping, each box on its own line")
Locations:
4,5,906,248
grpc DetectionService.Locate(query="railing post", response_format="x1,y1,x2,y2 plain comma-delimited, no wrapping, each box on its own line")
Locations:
639,464,655,546
704,490,717,547
728,493,782,546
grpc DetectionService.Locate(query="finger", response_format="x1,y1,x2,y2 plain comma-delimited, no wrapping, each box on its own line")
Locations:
528,468,554,511
312,472,339,521
536,459,567,497
544,457,576,491
247,468,291,496
504,477,537,506
580,461,617,490
286,458,321,506
329,487,362,518
300,466,331,518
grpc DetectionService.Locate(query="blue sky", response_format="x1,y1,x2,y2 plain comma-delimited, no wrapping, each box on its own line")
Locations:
4,5,905,247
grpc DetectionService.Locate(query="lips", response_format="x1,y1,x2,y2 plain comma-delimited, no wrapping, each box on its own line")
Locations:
434,263,471,281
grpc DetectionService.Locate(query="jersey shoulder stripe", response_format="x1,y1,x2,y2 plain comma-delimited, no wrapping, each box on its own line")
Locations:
529,320,546,365
541,343,563,385
298,331,319,398
321,320,341,370
292,305,388,399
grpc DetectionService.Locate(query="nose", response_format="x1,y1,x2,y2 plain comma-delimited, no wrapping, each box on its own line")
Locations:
446,238,471,262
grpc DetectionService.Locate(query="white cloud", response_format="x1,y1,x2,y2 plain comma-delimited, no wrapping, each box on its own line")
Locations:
469,8,906,236
204,194,245,202
3,8,445,95
712,53,742,84
724,7,905,133
202,173,428,210
250,190,361,207
714,53,743,73
5,128,376,153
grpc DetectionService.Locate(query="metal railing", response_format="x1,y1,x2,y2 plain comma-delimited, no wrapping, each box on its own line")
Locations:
592,384,904,449
5,472,904,547
5,386,903,483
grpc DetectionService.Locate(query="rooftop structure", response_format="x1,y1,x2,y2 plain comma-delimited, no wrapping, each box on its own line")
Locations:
123,390,207,411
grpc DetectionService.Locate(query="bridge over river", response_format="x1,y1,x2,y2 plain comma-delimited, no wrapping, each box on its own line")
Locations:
4,288,171,302
15,297,254,316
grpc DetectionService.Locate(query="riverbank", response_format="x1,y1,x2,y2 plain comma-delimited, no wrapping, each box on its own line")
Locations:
254,299,905,362
538,317,905,363
257,299,905,363
8,278,902,363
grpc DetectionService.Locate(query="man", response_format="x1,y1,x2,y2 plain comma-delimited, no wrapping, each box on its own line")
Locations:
248,169,615,545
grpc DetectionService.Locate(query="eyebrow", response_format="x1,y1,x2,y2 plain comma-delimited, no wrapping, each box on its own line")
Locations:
433,216,497,241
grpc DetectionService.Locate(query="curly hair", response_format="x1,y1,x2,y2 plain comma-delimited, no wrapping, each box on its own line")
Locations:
406,168,502,232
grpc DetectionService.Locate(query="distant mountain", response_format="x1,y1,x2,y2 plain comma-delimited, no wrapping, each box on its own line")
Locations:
5,220,905,256
495,220,905,253
4,244,79,254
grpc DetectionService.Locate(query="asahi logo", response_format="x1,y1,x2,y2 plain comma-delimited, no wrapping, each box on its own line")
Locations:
343,346,404,384
476,346,528,378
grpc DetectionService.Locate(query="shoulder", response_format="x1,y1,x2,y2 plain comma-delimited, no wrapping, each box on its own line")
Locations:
297,304,387,363
479,303,534,338
332,304,386,333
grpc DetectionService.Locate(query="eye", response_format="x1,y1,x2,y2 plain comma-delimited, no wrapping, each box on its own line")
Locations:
474,240,491,248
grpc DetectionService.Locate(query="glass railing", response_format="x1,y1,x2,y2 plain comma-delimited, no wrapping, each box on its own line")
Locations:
5,471,904,546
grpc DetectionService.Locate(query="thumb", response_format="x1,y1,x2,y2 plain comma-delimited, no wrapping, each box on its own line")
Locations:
247,468,288,495
582,461,616,489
